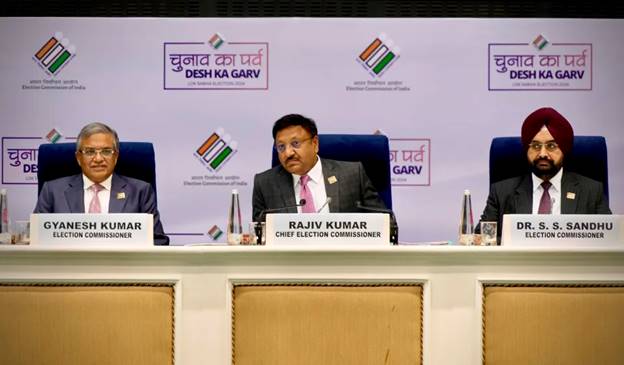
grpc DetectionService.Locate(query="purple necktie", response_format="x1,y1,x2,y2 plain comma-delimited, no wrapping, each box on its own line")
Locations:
299,175,316,213
538,181,552,214
88,183,104,213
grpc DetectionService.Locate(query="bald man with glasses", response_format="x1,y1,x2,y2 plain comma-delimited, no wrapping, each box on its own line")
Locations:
252,114,387,222
34,122,169,245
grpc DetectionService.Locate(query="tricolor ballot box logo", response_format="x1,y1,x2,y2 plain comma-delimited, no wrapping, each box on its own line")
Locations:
208,33,225,49
207,224,223,240
532,34,549,50
194,128,238,172
32,32,76,76
357,34,400,78
45,128,62,143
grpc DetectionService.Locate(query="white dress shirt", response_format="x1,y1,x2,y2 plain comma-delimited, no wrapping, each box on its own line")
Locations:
82,174,112,213
291,157,330,213
531,168,563,214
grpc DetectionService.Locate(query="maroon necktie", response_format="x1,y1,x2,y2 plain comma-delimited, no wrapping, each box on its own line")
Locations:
538,181,552,214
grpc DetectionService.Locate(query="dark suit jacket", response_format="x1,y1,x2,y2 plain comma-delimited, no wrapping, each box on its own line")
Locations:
34,173,169,245
478,171,611,241
252,158,387,222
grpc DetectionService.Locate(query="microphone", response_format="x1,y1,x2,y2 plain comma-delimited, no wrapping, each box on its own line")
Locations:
316,197,332,213
259,199,306,222
355,201,399,245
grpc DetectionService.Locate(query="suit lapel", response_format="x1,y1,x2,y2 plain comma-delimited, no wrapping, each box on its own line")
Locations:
277,168,298,213
109,174,128,213
561,172,579,214
321,159,339,212
64,174,85,213
512,175,533,214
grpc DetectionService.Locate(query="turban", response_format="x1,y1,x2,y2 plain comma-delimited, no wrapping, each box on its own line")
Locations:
521,107,574,156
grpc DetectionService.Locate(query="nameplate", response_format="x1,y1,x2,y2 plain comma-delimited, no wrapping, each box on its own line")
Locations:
30,213,154,246
501,214,624,247
265,213,390,246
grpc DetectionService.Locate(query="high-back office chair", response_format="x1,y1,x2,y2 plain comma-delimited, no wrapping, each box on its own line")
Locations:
37,142,158,201
271,134,393,209
489,136,609,201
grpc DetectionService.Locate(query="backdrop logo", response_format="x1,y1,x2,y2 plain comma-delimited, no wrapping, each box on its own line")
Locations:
45,128,62,143
2,128,67,184
194,128,238,172
488,34,592,91
389,138,431,186
207,224,223,240
532,34,549,50
2,137,41,185
32,32,76,76
208,33,225,49
357,34,400,78
163,33,269,90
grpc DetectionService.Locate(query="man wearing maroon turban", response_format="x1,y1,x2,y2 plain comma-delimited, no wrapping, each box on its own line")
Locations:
478,107,611,243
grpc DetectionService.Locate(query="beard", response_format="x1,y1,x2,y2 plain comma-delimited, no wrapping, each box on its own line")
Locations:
530,157,561,179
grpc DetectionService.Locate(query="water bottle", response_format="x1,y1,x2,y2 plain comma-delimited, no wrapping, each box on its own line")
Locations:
459,189,474,245
0,189,10,244
227,189,243,245
0,189,8,233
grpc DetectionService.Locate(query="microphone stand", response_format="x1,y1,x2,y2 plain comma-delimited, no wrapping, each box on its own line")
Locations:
356,201,399,245
256,199,307,244
316,197,332,213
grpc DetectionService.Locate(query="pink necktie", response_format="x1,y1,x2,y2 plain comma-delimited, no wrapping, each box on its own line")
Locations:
299,175,316,213
88,183,104,213
538,181,552,214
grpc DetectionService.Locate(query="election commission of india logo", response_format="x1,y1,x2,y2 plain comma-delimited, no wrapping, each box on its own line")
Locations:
194,128,238,172
32,32,76,76
346,34,409,92
207,224,223,240
356,34,400,78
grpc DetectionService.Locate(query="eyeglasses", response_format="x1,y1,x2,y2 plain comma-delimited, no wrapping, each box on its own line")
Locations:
275,137,312,154
529,141,559,152
79,148,116,158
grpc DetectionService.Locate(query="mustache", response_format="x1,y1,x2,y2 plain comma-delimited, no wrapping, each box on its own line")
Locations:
533,157,553,164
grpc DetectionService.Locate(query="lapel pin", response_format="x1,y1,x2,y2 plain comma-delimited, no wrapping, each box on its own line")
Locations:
328,176,337,184
566,192,576,200
116,192,126,200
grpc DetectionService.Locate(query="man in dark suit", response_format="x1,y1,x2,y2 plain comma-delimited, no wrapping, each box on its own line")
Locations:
478,107,611,242
34,122,169,245
252,114,388,222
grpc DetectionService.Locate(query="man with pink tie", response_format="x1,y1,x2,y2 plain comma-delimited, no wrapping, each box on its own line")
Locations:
34,122,169,245
252,114,387,222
